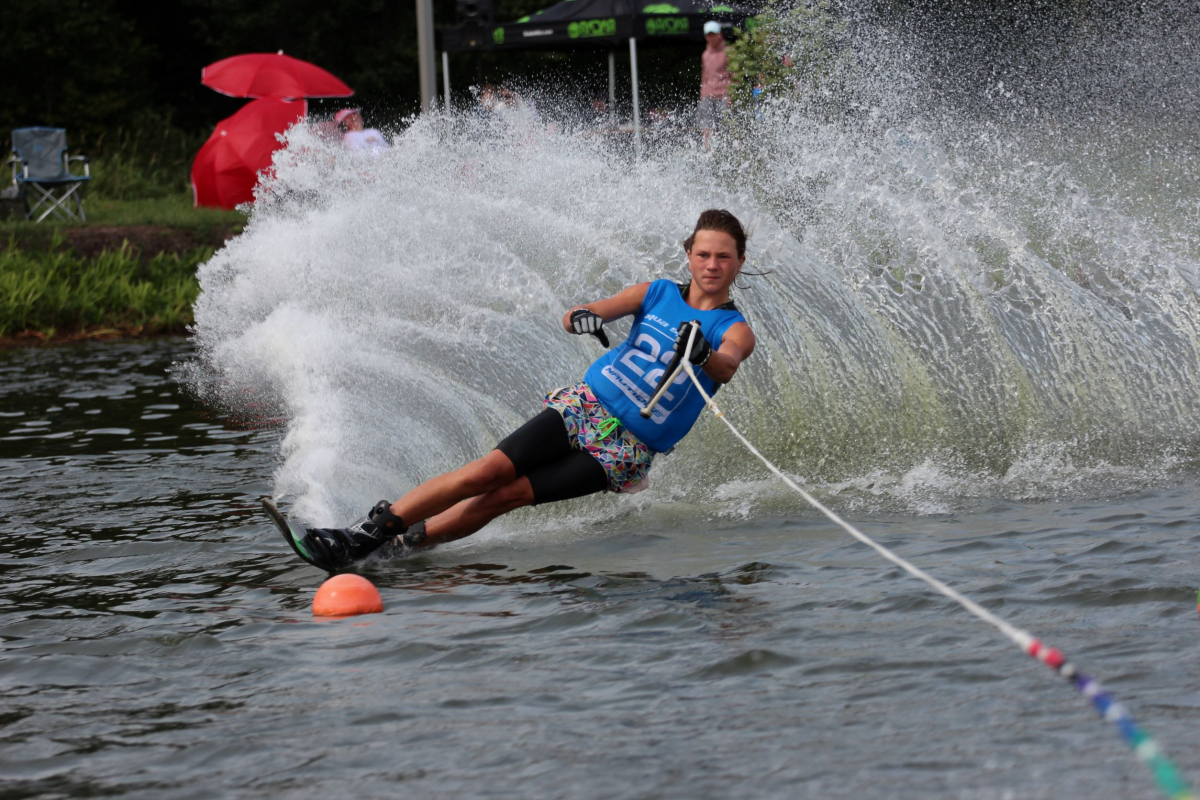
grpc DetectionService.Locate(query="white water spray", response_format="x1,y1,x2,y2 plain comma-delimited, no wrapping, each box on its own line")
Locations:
186,16,1200,527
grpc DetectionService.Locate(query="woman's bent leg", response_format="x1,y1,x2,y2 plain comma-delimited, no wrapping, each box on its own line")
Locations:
388,449,517,526
389,410,573,526
423,477,537,545
421,450,609,546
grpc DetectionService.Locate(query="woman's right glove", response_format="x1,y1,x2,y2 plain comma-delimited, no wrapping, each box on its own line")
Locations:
674,320,712,366
569,309,609,347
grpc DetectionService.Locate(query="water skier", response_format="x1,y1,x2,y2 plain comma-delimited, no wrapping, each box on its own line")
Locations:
281,209,757,570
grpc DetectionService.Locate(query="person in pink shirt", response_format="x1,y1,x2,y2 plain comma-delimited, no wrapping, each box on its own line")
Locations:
698,20,731,147
334,108,388,153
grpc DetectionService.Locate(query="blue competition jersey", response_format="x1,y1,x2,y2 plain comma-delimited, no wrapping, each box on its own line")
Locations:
585,279,748,452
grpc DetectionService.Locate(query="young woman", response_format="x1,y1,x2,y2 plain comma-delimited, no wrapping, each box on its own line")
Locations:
294,209,757,570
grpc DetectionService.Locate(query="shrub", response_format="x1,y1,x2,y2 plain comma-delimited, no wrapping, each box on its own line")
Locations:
81,119,210,201
726,0,852,112
0,236,210,337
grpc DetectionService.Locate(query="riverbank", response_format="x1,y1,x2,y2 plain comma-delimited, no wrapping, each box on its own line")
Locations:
0,242,212,345
0,196,242,346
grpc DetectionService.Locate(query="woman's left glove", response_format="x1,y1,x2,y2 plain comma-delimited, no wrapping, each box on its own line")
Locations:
569,309,609,347
674,320,712,366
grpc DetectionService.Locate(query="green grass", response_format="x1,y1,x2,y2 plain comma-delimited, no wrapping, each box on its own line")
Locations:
0,194,243,232
0,194,244,259
0,238,210,338
83,125,211,201
84,194,244,228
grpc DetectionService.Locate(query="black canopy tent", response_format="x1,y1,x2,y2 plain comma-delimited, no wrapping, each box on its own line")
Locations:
438,0,753,148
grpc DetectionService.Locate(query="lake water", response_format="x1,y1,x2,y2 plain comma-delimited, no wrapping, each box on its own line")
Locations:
2,338,1197,799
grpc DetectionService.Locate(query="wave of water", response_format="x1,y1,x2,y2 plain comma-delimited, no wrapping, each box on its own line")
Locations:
185,18,1200,526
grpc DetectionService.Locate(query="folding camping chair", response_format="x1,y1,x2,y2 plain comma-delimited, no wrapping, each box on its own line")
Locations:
7,128,90,222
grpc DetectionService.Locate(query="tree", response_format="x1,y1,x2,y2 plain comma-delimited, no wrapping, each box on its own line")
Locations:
0,0,150,138
725,0,851,113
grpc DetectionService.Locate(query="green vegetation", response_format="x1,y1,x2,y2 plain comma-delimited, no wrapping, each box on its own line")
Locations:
2,126,243,240
726,9,794,109
0,117,242,345
0,150,240,342
726,0,852,111
83,195,242,228
1,195,242,236
0,238,210,340
82,124,212,201
0,0,590,140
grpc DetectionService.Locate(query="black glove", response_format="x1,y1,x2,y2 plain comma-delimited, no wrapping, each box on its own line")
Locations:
569,309,609,347
674,320,712,366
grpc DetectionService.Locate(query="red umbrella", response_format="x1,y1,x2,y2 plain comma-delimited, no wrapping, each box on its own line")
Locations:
201,51,353,99
191,96,308,209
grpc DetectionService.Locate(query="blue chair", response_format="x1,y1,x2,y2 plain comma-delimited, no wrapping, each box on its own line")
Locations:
7,128,90,222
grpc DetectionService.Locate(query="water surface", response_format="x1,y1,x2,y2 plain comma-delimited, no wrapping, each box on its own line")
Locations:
2,340,1196,799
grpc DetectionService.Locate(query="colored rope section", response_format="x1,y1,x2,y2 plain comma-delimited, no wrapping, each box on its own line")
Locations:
680,360,1195,800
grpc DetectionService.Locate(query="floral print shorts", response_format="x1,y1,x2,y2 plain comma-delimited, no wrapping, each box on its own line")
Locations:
544,382,655,494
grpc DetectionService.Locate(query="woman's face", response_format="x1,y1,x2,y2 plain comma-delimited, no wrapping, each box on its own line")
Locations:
687,229,744,294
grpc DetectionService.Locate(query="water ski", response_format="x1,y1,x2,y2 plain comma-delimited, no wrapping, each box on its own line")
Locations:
262,498,321,569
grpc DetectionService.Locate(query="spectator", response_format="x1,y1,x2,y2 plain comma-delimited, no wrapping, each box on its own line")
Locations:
311,118,341,142
591,98,610,125
477,85,500,114
698,21,731,148
335,108,388,152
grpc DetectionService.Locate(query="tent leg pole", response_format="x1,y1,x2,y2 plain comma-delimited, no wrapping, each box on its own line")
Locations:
608,51,616,127
442,51,451,112
416,0,437,112
629,37,641,158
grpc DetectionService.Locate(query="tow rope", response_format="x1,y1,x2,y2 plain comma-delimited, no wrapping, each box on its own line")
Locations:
645,327,1195,800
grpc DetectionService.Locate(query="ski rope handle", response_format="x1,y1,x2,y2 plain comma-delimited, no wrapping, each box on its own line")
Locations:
673,351,1195,800
640,324,698,419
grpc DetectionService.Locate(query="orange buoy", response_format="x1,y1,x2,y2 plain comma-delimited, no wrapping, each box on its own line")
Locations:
312,574,383,617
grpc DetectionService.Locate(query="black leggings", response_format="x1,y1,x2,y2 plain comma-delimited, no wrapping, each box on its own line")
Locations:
495,409,608,505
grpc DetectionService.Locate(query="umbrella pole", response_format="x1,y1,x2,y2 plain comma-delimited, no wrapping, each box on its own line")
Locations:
629,38,641,157
608,51,616,127
442,51,451,113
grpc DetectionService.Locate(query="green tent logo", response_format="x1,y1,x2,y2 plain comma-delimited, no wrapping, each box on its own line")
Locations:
493,27,505,43
569,18,616,38
642,3,680,11
645,16,688,35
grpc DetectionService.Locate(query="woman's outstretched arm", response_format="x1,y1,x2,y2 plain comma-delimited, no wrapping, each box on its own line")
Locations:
561,282,651,332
